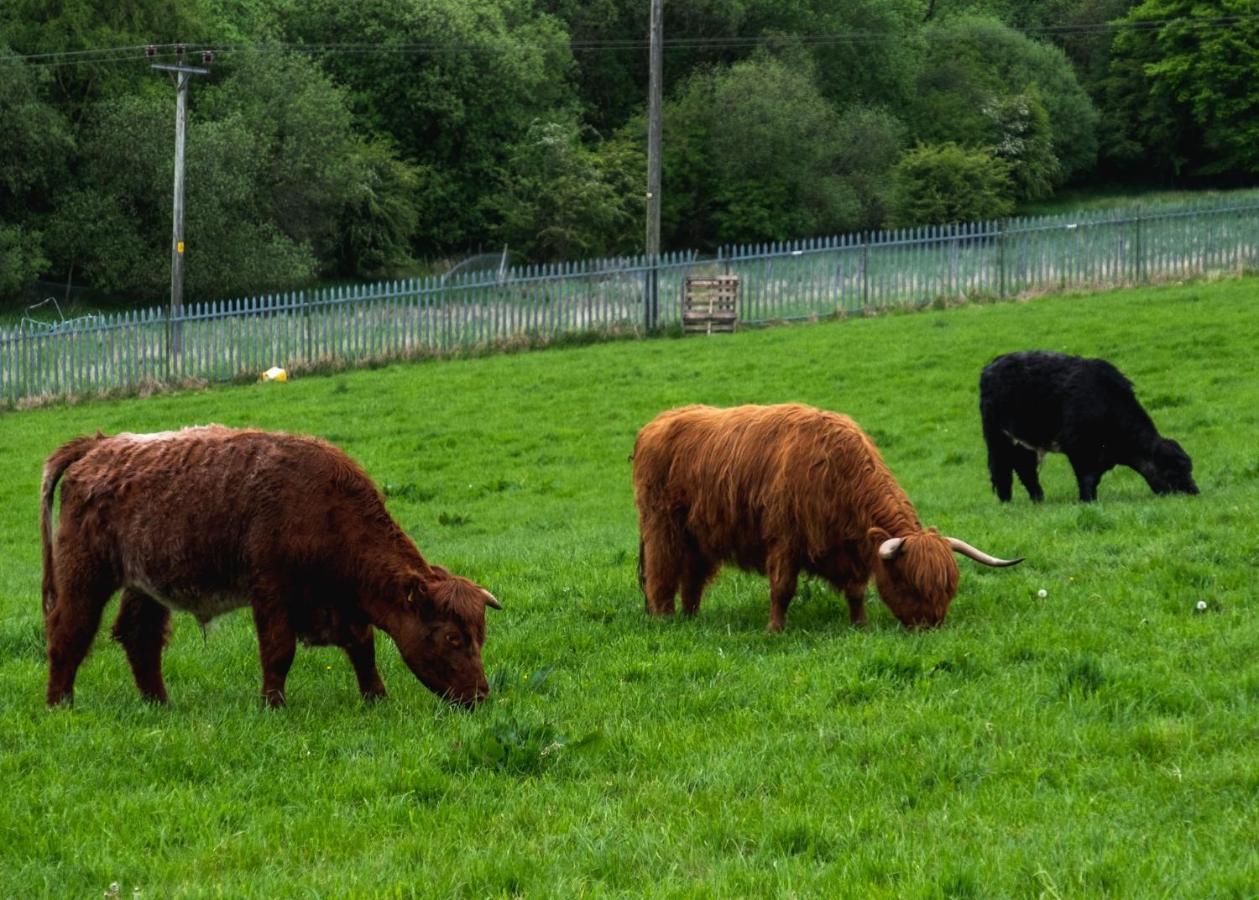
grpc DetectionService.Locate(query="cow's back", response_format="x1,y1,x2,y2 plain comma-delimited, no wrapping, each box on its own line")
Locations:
981,352,1072,444
634,404,909,561
54,426,389,613
981,351,1150,446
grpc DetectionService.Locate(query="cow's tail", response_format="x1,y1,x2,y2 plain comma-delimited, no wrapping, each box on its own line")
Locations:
41,434,103,621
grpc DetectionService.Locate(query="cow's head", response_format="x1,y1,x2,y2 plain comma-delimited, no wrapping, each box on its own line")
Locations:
1141,438,1198,496
869,527,1022,628
390,565,499,707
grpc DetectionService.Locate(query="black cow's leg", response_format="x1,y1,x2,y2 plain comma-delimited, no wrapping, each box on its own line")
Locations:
251,600,297,708
45,557,113,707
767,554,800,633
679,551,717,616
1068,455,1102,502
343,627,387,701
1010,446,1045,502
983,427,1016,502
111,587,172,703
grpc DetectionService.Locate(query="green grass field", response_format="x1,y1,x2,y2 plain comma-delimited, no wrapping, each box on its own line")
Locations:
1018,184,1259,217
1,277,1257,897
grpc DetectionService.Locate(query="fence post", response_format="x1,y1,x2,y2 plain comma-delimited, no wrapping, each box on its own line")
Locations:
164,305,172,380
645,255,659,332
1134,211,1145,284
861,236,870,308
948,227,959,296
301,289,310,364
997,220,1007,299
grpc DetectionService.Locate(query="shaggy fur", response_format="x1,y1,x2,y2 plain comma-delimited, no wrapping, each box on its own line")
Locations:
40,426,497,708
980,351,1198,503
633,403,1014,631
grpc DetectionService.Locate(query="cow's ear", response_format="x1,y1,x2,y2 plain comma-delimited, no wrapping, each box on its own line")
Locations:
868,527,904,562
868,526,891,547
403,572,439,615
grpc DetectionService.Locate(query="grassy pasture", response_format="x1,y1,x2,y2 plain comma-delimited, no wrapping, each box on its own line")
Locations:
1,278,1257,896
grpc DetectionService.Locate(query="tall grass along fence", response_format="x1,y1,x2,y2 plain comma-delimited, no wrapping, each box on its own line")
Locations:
3,198,1258,407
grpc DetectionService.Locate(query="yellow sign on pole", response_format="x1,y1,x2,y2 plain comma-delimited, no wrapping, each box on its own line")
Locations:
177,241,185,254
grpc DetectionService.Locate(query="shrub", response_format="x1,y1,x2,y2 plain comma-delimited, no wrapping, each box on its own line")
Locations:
890,142,1015,226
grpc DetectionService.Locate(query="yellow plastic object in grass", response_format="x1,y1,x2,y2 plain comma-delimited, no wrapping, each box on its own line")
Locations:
259,366,288,383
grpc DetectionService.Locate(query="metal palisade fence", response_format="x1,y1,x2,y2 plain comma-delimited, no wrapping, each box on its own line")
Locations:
3,197,1258,407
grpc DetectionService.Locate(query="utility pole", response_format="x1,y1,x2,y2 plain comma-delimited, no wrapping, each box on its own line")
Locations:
151,44,210,355
645,0,663,331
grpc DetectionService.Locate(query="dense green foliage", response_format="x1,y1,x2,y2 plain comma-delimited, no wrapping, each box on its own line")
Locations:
1,278,1257,894
1107,0,1259,178
0,0,1255,302
891,142,1015,225
660,53,904,246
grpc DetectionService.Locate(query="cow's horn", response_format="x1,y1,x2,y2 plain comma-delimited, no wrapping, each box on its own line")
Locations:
878,537,905,561
482,589,502,610
946,537,1024,567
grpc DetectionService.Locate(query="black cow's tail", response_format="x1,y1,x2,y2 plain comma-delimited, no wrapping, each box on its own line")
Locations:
41,434,104,622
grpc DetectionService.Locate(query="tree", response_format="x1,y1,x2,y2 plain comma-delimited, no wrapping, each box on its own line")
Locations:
46,51,417,301
0,44,72,298
493,119,643,260
336,139,423,278
911,16,1098,183
280,0,577,255
983,88,1059,199
0,0,215,122
542,0,924,135
659,53,905,247
890,142,1014,225
1108,0,1259,177
0,223,47,298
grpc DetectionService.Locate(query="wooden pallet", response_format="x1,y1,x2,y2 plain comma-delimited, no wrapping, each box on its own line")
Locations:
682,275,739,334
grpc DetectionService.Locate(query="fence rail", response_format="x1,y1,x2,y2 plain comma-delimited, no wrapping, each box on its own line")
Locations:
3,198,1258,407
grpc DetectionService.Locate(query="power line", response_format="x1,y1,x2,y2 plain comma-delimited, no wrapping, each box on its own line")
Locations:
1,15,1256,69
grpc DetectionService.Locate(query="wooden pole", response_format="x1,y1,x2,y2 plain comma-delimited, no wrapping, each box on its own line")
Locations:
645,0,663,331
152,58,209,357
170,69,189,354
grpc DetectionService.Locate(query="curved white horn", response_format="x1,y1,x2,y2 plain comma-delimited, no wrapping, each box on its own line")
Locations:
482,589,502,610
947,537,1024,568
878,537,905,561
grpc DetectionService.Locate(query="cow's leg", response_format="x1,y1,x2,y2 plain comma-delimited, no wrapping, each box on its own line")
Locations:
342,627,387,701
1010,446,1045,502
679,550,718,616
767,553,800,633
984,432,1017,502
640,529,682,617
843,582,868,627
251,600,297,708
111,588,172,704
1068,454,1103,502
45,563,113,707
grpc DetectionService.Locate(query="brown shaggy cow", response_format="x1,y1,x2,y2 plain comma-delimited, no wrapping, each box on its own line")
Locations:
633,404,1022,631
41,426,500,708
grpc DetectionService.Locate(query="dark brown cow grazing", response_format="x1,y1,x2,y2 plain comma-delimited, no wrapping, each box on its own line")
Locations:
633,404,1022,631
41,426,500,708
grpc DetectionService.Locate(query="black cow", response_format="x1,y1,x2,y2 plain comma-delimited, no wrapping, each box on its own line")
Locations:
979,351,1198,503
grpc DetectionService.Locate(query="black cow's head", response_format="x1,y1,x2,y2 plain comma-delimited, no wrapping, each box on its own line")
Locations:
1141,438,1198,496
